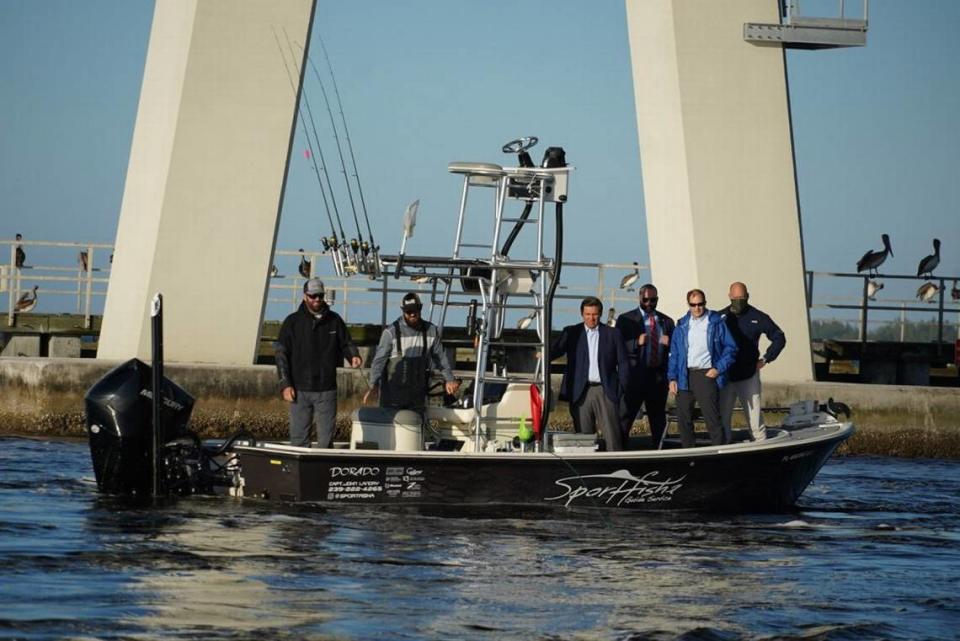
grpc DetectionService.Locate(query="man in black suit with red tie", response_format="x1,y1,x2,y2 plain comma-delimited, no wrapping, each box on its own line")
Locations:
551,296,629,451
616,284,674,447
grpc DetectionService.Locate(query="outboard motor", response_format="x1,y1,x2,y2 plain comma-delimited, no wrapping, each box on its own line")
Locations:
85,358,199,497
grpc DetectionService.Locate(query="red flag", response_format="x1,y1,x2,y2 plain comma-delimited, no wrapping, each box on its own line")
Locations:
530,384,543,440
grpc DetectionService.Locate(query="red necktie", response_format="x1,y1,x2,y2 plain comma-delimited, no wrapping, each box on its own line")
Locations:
648,314,659,367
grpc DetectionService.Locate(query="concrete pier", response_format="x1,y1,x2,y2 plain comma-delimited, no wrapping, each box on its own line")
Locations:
2,357,958,458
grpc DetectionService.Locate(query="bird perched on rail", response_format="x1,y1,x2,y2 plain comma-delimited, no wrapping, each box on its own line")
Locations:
916,238,940,279
298,249,311,279
410,270,431,284
14,233,25,269
77,250,89,272
270,264,279,278
951,280,960,302
15,285,38,313
619,262,640,290
516,310,537,331
856,233,893,277
866,279,884,300
606,308,617,327
916,281,939,303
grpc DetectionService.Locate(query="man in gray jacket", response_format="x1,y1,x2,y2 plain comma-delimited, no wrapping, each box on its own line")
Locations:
364,292,459,410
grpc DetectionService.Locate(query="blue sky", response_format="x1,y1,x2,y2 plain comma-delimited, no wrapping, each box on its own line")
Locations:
1,1,958,325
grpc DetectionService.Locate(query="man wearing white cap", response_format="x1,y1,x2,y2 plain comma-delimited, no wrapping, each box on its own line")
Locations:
276,277,362,447
364,292,459,410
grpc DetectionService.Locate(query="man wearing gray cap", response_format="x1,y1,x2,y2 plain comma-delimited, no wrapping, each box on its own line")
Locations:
276,277,362,447
364,292,459,410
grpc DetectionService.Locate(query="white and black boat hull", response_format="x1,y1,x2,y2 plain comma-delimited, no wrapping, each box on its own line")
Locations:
231,423,852,512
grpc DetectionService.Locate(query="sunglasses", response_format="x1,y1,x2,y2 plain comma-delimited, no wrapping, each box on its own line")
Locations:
688,302,705,308
641,297,659,303
305,293,324,300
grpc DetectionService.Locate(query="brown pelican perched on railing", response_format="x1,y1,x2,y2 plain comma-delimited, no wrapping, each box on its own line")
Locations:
952,280,960,302
916,238,940,278
15,285,38,313
916,281,939,303
298,248,312,278
619,262,640,290
856,233,893,277
14,233,25,269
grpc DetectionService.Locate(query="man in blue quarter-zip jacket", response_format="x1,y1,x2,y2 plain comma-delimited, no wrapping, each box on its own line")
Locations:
667,288,738,447
719,281,786,442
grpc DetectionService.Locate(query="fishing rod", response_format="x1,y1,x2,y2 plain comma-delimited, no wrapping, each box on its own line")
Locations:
281,29,358,273
317,32,378,266
299,44,364,250
272,27,347,275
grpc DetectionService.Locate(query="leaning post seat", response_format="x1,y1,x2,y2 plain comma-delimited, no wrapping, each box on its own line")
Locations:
448,161,505,188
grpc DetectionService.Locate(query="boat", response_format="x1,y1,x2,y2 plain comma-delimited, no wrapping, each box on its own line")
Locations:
84,137,854,512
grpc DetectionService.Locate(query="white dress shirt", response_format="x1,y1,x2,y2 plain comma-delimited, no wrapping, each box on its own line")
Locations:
585,324,601,383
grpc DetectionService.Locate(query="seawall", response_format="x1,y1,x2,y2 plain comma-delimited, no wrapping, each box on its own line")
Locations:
2,357,958,458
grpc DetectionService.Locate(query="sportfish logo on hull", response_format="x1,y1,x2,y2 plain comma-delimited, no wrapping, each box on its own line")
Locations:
546,469,686,508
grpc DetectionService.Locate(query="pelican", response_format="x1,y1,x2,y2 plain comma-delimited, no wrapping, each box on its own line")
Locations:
866,279,883,300
14,233,25,269
606,308,617,327
856,233,892,277
916,281,939,303
619,262,640,290
951,280,960,302
516,310,537,330
298,249,311,279
916,238,940,278
77,250,89,272
15,285,38,313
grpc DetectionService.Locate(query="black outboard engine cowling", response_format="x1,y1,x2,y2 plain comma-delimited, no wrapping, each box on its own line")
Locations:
85,358,196,496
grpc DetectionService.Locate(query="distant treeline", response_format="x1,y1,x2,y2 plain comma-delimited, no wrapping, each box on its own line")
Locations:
810,318,960,342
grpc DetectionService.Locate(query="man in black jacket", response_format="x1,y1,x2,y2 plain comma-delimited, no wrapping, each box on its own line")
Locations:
275,278,362,447
616,284,674,447
719,281,786,442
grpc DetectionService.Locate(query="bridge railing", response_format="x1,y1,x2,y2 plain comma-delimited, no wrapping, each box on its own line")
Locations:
2,239,113,328
805,270,960,343
2,240,647,329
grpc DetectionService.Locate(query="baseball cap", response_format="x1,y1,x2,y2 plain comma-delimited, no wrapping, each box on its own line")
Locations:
303,278,325,296
401,292,422,312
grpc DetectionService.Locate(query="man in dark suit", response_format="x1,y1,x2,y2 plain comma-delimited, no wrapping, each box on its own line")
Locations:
616,284,674,447
551,296,629,451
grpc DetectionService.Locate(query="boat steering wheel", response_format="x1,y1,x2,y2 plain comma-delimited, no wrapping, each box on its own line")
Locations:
502,137,539,154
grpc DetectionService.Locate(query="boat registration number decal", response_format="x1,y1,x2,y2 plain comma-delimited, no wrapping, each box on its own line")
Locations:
325,466,424,501
545,469,686,508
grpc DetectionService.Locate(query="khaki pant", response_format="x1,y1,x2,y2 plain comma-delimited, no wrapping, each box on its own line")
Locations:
720,371,765,442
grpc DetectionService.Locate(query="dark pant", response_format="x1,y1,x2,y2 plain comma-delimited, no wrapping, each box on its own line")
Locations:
675,369,725,448
619,370,669,446
570,384,623,451
289,389,338,447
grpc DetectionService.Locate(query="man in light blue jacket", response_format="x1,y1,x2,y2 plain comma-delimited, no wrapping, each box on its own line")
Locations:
667,288,738,447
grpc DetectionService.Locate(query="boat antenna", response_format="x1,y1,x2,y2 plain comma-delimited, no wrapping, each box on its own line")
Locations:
280,29,351,255
317,32,377,252
271,27,342,257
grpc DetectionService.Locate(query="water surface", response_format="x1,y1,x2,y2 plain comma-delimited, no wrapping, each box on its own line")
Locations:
1,435,957,640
